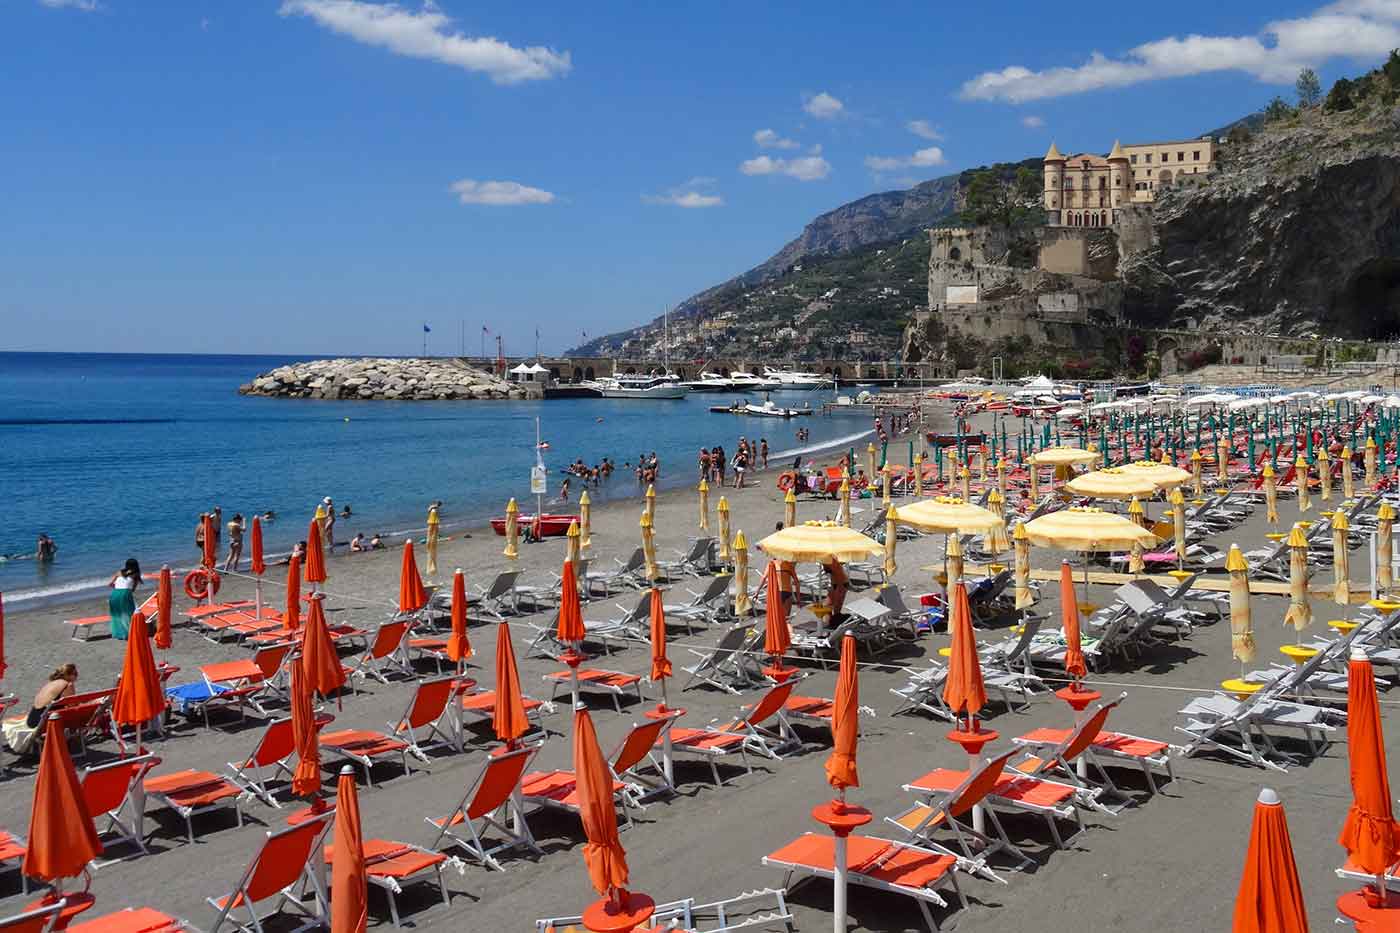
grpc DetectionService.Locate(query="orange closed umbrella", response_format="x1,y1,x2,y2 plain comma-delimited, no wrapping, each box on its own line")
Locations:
155,566,173,650
1233,787,1308,933
572,706,629,895
285,554,302,631
250,516,266,577
762,561,791,671
22,717,101,884
304,518,327,586
1059,561,1087,683
1339,647,1400,880
398,541,427,613
202,513,217,571
557,559,585,645
301,596,346,699
290,657,321,798
941,581,986,727
113,612,164,738
493,621,530,744
824,632,860,791
648,588,671,684
446,569,471,670
330,765,368,933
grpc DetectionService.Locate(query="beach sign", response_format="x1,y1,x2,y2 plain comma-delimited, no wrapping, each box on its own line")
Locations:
531,464,547,495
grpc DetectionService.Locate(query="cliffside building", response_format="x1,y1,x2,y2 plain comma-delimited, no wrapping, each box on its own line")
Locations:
1044,138,1216,227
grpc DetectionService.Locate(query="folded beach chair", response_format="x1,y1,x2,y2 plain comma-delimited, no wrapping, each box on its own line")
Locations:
226,714,334,807
680,624,764,695
427,743,543,870
81,752,159,866
470,570,524,618
66,907,193,933
543,668,645,713
0,831,27,895
665,679,800,785
144,768,247,844
206,813,333,933
763,832,973,932
347,619,415,684
324,837,460,927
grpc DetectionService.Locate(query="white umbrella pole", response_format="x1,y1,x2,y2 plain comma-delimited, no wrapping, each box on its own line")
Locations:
833,832,849,933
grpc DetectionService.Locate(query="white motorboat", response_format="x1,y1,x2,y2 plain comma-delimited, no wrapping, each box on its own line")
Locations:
595,374,688,399
763,367,833,390
680,371,733,392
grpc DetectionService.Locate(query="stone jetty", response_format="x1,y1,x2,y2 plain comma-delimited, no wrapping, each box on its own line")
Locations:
238,357,534,400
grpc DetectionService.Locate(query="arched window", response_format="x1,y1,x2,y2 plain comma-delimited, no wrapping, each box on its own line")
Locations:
1159,169,1173,186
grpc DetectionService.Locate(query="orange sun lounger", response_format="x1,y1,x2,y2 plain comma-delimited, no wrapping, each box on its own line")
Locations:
519,716,675,826
67,906,193,932
543,668,645,713
226,714,334,807
1011,694,1176,796
347,619,415,684
663,679,800,786
319,729,416,788
457,689,548,737
144,769,247,845
428,743,543,870
325,838,458,927
0,830,28,895
763,832,969,932
81,753,160,867
206,814,333,933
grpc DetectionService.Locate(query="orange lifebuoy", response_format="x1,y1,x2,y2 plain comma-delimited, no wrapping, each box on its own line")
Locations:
184,569,221,601
777,471,796,492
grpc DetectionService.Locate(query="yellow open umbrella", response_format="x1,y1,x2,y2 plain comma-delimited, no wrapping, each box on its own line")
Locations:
1283,524,1311,634
756,521,883,564
1030,446,1096,467
1317,447,1332,502
893,496,1002,535
1379,502,1395,597
1262,465,1279,524
1295,456,1311,513
1021,506,1160,552
1226,544,1256,672
1120,459,1191,489
698,479,710,532
1333,513,1351,607
1063,468,1158,501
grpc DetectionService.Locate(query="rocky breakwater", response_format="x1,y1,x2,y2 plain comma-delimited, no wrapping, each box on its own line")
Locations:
238,358,534,400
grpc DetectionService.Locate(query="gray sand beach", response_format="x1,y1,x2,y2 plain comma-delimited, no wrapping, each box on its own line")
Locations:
0,413,1382,932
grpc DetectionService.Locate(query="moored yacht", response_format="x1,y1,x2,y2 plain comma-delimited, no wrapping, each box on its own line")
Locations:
594,373,689,399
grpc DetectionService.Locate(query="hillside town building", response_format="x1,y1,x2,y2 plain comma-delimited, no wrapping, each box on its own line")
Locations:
1043,137,1216,227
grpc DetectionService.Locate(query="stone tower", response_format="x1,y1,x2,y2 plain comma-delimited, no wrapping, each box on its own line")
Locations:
1042,141,1065,226
1108,140,1130,218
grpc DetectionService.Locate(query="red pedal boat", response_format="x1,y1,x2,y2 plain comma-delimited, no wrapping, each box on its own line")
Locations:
489,514,579,537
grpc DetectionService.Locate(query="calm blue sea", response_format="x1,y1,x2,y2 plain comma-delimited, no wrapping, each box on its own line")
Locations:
0,353,875,608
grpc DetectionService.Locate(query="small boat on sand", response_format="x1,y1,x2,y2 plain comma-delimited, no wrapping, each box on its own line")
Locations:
489,514,579,537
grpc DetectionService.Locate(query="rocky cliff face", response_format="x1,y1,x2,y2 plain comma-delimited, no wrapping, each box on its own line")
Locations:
239,358,529,400
1122,106,1400,337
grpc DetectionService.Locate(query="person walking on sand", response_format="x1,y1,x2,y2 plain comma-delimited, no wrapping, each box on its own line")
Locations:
223,513,245,571
760,438,769,471
321,496,336,551
108,558,143,640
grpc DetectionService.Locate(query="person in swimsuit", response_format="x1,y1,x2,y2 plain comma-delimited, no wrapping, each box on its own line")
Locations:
35,534,57,562
27,664,78,729
223,513,245,571
823,559,849,623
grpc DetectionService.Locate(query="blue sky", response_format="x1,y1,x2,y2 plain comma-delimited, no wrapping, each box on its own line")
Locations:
4,0,1397,356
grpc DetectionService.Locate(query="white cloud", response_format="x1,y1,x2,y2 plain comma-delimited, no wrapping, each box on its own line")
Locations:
864,146,947,173
278,0,571,85
960,0,1400,102
449,179,555,205
803,91,845,119
753,128,799,150
39,0,101,10
1022,115,1045,128
644,178,724,208
740,154,831,181
906,119,943,140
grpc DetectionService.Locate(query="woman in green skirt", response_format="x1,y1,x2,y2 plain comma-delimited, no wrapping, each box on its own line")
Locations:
108,558,143,640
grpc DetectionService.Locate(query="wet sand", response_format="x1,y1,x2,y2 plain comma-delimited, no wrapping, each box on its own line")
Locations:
0,412,1380,932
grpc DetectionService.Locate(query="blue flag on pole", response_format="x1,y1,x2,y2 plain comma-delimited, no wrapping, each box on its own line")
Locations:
423,323,431,333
